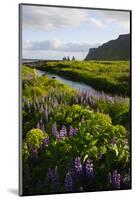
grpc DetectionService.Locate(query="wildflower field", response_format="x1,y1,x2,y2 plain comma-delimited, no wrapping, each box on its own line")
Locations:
22,62,131,195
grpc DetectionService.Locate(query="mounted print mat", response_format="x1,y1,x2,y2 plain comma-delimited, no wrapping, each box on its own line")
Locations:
19,3,131,196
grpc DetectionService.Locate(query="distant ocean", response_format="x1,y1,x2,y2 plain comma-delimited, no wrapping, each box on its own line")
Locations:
22,59,40,63
22,59,62,63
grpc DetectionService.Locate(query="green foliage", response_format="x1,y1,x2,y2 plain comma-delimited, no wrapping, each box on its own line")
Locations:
23,128,49,160
25,128,45,149
49,105,129,165
22,142,30,160
22,65,35,80
95,97,130,127
39,60,130,96
22,66,76,101
22,64,130,194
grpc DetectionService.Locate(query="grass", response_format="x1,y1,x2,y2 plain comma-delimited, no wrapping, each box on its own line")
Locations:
22,65,130,129
35,60,130,96
22,65,76,101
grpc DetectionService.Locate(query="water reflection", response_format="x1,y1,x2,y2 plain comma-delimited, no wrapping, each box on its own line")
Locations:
36,69,99,96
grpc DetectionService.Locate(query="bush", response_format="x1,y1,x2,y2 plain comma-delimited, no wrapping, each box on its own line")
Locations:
23,128,49,160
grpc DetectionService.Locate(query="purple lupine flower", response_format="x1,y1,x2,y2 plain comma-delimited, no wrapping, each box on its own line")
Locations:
98,153,103,160
68,126,74,137
68,126,78,137
44,137,49,146
106,95,113,103
75,157,82,175
110,138,116,145
52,122,59,138
68,167,75,178
51,167,60,191
46,167,60,192
74,128,78,135
59,129,65,139
85,159,94,178
65,171,73,192
101,91,105,99
61,125,67,136
56,131,60,139
52,122,57,135
112,170,121,189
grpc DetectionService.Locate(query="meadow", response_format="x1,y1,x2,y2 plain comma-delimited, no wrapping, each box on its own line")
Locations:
22,63,130,195
36,60,130,96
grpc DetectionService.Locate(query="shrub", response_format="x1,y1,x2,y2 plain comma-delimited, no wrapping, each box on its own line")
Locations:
23,128,49,160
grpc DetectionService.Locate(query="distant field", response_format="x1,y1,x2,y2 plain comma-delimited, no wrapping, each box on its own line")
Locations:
37,61,130,96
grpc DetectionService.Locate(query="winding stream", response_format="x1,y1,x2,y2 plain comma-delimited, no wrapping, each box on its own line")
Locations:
36,69,100,96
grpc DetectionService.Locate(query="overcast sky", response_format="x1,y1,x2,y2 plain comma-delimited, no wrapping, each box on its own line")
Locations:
22,5,130,60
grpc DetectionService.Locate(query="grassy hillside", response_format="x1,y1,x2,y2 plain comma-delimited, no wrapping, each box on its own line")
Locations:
36,60,130,96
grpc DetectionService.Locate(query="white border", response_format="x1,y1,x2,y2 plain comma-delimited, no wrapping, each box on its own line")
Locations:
0,0,134,199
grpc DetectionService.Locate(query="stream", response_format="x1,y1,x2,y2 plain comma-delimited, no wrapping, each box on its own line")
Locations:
36,69,100,96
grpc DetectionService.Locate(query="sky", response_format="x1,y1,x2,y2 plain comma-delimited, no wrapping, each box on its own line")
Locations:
22,5,130,60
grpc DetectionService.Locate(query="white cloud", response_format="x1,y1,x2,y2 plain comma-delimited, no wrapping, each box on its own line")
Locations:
100,10,130,31
22,6,88,31
23,49,88,60
102,10,130,22
23,39,61,51
22,5,130,32
23,39,99,53
23,40,33,49
89,17,104,27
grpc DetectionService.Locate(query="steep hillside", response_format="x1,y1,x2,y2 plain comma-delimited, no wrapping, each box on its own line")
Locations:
85,34,130,60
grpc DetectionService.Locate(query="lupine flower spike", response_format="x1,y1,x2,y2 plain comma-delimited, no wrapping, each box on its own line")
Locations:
65,171,73,192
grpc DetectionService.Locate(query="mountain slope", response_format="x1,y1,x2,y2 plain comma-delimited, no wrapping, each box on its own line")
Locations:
85,34,130,60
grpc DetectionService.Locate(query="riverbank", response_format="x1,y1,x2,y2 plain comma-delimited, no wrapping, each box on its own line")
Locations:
36,69,99,95
33,60,130,97
22,65,130,128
